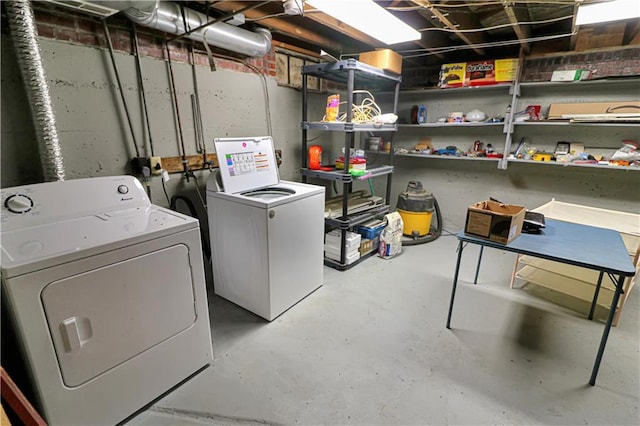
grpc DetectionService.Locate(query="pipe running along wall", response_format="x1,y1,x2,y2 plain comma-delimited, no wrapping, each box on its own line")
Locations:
124,1,272,57
6,0,66,181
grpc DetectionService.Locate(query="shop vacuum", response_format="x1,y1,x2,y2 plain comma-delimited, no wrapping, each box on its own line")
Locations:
396,181,442,246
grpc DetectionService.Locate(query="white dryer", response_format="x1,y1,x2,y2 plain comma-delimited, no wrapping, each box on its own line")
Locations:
207,136,324,321
1,176,213,426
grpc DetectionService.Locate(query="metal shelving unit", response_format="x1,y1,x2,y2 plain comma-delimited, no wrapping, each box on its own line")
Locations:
301,59,401,271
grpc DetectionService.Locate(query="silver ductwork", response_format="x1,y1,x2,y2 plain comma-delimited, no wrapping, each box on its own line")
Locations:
7,0,66,181
124,1,272,57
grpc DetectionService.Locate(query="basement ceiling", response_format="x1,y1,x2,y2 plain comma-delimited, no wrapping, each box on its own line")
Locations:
189,0,640,68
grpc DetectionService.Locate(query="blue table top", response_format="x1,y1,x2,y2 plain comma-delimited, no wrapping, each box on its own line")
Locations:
458,218,636,276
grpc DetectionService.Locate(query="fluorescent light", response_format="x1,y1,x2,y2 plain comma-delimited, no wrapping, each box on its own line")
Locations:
306,0,421,45
576,0,640,26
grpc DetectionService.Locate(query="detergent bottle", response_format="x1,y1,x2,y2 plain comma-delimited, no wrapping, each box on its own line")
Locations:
417,104,427,124
308,145,322,170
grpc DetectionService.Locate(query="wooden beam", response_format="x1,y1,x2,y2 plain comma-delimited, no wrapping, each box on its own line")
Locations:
411,0,486,55
272,40,321,58
206,1,349,52
569,3,579,51
503,1,530,54
161,154,219,174
624,19,640,45
160,151,282,174
1,367,46,426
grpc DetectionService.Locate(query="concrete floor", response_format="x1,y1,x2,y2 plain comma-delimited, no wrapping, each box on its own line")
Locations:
128,234,640,425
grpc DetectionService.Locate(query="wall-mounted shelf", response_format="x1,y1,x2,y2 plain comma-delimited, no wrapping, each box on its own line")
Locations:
303,122,397,132
389,75,640,170
513,121,639,128
506,158,639,171
395,153,502,162
399,122,505,128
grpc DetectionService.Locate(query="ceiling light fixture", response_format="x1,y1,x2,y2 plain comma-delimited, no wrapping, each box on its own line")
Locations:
575,0,640,26
305,0,421,45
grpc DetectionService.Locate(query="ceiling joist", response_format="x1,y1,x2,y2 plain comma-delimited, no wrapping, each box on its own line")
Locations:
502,1,530,54
410,0,487,56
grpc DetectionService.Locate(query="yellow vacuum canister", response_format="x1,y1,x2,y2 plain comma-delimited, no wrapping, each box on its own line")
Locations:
396,181,435,237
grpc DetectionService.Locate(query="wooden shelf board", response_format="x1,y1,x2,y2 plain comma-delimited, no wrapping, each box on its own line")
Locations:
515,265,614,306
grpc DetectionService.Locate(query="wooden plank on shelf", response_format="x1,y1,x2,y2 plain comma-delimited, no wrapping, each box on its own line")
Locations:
515,265,614,306
0,367,47,426
161,154,218,174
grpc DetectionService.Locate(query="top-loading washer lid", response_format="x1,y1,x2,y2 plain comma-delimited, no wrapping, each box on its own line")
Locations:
240,186,296,200
213,136,279,194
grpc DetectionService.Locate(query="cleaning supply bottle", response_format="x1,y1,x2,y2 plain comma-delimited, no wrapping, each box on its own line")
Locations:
417,104,427,124
308,145,322,170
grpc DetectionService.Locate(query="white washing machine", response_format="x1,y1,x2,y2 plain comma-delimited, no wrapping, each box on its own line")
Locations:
1,176,213,426
207,136,324,321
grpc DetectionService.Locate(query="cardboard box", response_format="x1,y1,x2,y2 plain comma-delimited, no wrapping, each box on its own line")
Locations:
551,70,591,81
547,101,640,119
354,219,385,240
359,49,402,74
438,62,466,88
466,60,497,86
494,58,518,83
358,237,380,256
465,200,526,244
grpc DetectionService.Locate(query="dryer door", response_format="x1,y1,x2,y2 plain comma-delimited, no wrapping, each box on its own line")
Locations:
41,244,196,387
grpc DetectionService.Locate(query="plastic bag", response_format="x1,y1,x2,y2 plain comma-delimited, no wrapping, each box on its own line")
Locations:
378,212,403,259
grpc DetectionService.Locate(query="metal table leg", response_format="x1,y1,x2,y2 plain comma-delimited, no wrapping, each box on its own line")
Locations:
589,274,625,386
588,272,604,320
473,246,484,284
446,240,464,329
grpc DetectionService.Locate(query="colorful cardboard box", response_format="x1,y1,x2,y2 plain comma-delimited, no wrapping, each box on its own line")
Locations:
438,59,517,88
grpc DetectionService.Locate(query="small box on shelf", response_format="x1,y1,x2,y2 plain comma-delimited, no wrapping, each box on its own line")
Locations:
359,49,402,74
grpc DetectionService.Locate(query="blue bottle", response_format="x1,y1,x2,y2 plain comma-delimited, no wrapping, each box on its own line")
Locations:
417,104,427,124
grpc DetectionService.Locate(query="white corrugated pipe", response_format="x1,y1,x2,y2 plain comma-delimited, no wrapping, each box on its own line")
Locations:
124,0,272,57
7,0,66,181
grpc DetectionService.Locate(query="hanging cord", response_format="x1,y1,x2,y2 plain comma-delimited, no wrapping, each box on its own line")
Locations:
163,35,189,178
131,23,155,157
160,177,171,205
170,194,211,261
191,172,207,212
322,90,382,124
101,19,140,158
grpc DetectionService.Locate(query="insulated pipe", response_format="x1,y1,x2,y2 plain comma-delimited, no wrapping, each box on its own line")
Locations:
6,0,65,181
124,1,272,57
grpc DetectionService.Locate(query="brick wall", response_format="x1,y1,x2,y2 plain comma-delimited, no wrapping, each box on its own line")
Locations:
29,4,276,77
521,47,640,82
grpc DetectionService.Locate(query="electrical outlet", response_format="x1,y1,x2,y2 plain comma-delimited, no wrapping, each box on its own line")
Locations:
150,156,163,175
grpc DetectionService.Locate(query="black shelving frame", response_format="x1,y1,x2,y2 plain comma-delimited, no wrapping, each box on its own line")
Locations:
301,59,401,270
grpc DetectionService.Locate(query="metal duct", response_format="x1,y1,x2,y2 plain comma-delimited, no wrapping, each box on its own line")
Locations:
7,0,65,181
124,1,272,57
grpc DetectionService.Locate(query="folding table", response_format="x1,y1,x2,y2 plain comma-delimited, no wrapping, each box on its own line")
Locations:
446,218,636,385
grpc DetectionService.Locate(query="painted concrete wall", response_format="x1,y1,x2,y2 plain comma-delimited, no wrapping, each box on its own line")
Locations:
2,36,637,231
1,36,332,207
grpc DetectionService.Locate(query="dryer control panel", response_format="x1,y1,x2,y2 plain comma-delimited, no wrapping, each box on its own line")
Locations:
1,176,149,231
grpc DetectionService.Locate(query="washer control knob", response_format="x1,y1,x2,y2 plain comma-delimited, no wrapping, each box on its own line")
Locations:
5,194,34,214
117,185,129,194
